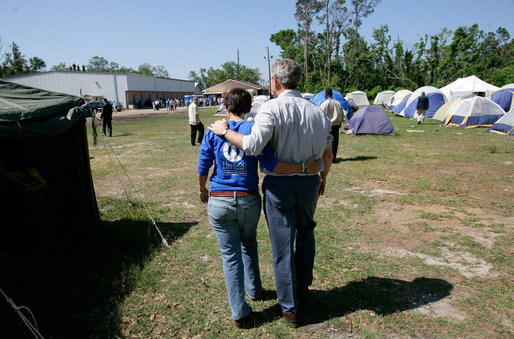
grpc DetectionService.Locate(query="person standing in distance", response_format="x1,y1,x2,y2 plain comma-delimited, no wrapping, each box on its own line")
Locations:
101,98,113,137
320,88,344,161
208,58,333,328
189,96,204,145
416,91,429,125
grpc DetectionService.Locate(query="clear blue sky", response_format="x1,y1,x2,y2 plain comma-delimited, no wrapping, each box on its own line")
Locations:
1,0,513,82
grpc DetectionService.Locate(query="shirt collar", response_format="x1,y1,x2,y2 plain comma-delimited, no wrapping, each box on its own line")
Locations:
277,89,302,99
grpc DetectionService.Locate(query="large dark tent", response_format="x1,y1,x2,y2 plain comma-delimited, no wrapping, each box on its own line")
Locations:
0,80,99,248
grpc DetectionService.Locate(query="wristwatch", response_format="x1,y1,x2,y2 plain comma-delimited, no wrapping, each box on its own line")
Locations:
221,128,228,136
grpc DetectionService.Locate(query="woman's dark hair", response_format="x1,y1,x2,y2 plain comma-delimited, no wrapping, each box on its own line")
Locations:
224,88,252,116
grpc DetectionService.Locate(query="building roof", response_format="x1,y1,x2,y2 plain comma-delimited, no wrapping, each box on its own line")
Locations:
203,79,263,94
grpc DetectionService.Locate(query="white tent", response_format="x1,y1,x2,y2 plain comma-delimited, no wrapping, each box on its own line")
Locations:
395,86,447,118
252,95,269,103
373,90,395,105
501,83,514,89
440,75,499,100
432,99,465,122
442,96,505,128
346,91,369,106
387,89,412,108
487,107,514,136
302,92,315,100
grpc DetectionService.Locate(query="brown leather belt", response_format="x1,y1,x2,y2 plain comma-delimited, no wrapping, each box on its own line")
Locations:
209,189,259,197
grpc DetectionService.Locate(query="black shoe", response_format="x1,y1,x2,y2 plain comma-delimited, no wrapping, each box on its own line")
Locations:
235,311,255,329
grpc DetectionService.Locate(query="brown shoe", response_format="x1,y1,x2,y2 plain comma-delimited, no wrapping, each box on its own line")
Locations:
282,311,300,328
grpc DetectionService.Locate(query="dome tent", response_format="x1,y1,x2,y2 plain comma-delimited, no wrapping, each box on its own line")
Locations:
345,91,370,106
432,99,465,122
440,75,499,100
396,86,447,118
374,90,395,105
344,105,395,135
391,94,411,115
302,92,314,100
487,107,514,136
489,88,514,112
313,89,353,120
387,89,412,109
442,96,505,128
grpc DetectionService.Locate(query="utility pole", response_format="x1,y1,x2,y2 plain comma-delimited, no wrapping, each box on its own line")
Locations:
237,49,240,67
264,46,273,99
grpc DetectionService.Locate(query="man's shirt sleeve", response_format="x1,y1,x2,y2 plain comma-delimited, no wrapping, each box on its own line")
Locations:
242,109,274,156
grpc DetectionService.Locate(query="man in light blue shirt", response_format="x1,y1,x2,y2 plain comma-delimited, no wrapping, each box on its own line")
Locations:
209,58,333,328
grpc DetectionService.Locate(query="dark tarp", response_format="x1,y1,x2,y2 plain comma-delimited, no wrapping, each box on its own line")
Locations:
0,80,85,123
0,80,99,249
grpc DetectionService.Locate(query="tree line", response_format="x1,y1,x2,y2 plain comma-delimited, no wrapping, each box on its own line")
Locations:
272,0,514,97
0,38,171,79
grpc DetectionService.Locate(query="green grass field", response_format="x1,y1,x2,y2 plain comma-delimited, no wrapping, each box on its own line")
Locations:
3,107,513,338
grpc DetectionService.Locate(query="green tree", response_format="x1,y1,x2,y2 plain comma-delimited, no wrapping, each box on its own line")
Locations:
87,56,109,72
152,65,169,78
28,56,46,72
50,62,68,71
295,0,322,79
349,0,381,49
1,42,28,77
270,29,303,61
137,63,154,76
318,0,348,87
188,62,261,90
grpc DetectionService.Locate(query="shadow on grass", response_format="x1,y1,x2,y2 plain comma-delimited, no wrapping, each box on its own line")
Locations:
0,219,195,338
342,156,377,162
257,276,452,326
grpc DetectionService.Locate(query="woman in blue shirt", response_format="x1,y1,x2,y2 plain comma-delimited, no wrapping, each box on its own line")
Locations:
197,88,319,328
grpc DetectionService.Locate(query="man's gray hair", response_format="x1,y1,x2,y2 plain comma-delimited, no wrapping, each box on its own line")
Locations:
271,58,302,89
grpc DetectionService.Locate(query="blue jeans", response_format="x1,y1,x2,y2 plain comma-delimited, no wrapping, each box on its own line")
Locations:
262,175,320,315
208,194,263,320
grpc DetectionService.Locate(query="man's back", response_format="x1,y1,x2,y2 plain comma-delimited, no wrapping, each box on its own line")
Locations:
417,95,429,110
320,98,343,125
254,90,331,168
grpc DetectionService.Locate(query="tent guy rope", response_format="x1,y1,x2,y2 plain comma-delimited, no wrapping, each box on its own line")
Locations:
1,287,44,339
93,114,170,247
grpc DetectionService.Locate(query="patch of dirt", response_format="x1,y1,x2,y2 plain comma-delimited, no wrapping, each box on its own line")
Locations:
413,297,466,321
344,187,407,197
379,246,495,278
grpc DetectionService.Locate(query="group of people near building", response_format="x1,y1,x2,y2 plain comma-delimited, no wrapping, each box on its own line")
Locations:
196,58,334,329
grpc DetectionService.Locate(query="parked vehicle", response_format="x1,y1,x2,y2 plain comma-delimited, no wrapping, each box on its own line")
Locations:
88,101,103,112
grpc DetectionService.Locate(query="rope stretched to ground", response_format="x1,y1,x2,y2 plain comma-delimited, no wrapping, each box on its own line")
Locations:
94,115,170,247
1,288,44,339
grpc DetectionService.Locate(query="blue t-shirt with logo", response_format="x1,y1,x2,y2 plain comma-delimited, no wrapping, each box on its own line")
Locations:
198,120,278,191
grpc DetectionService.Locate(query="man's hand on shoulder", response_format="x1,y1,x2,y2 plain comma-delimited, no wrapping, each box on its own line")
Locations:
208,119,229,136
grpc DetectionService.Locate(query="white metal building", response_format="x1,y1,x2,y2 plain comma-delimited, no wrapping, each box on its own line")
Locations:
4,71,201,108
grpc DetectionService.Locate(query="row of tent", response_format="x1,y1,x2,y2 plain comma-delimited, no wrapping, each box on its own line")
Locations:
218,76,513,136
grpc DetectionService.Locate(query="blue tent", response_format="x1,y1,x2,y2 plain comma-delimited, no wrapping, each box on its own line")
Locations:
344,105,395,135
313,89,353,120
490,88,514,112
487,108,514,136
392,94,411,115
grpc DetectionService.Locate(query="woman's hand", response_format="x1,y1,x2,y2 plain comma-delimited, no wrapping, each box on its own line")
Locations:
199,188,209,203
306,155,321,174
